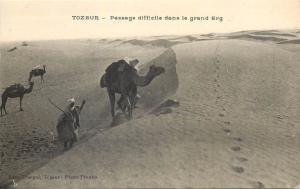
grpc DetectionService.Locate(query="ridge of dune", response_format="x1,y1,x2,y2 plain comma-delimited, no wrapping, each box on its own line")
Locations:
252,31,297,37
121,39,183,48
227,33,287,42
278,39,300,44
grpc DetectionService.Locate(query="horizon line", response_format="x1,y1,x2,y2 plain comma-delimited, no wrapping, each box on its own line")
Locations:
1,27,299,43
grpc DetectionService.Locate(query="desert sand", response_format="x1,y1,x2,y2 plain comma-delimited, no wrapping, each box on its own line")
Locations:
1,30,300,188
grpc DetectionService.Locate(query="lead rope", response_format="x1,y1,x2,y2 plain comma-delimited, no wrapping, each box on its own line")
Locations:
47,97,66,114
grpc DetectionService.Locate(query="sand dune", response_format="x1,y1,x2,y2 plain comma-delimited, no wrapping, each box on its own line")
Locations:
201,33,216,37
98,39,107,43
0,40,173,185
13,36,300,188
169,35,200,42
7,47,17,52
2,30,300,188
107,39,122,44
22,42,29,46
210,30,299,43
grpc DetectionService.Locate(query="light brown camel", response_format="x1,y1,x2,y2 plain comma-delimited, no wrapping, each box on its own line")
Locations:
1,82,34,116
28,65,46,82
56,100,86,150
100,62,165,120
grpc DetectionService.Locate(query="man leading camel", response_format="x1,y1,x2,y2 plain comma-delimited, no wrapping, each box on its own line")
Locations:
56,98,86,149
65,98,81,129
58,98,80,142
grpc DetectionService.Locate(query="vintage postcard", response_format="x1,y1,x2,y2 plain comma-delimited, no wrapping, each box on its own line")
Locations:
0,0,300,188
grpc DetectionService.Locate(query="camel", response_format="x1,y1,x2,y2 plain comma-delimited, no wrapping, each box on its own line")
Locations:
1,82,34,116
56,100,85,150
28,65,46,82
100,62,165,120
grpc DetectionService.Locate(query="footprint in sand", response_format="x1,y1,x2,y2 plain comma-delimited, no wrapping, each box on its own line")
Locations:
249,181,265,189
231,165,245,173
224,121,230,125
236,157,248,162
231,146,241,152
233,137,243,142
222,128,231,135
222,128,231,136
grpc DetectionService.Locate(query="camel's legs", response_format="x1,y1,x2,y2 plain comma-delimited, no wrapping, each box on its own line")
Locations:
119,85,133,119
131,87,138,108
70,139,74,148
1,96,8,116
19,95,24,111
133,95,140,108
117,96,126,113
0,100,3,116
127,96,132,119
3,105,7,115
64,142,68,150
117,88,137,116
108,89,115,118
128,100,132,119
0,106,4,116
41,74,44,82
128,92,136,119
122,94,132,120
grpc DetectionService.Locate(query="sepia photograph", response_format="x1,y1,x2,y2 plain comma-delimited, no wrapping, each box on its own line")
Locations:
0,0,300,188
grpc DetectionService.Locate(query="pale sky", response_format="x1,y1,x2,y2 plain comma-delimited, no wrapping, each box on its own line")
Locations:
0,0,300,41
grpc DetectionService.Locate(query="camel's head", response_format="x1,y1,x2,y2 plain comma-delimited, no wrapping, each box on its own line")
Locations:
149,65,165,76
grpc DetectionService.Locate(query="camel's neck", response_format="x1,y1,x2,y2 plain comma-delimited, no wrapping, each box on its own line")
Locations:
25,85,33,94
133,69,157,87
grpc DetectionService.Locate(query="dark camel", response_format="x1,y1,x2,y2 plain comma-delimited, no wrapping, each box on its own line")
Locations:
28,65,46,82
1,82,34,116
100,63,165,120
56,100,86,150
